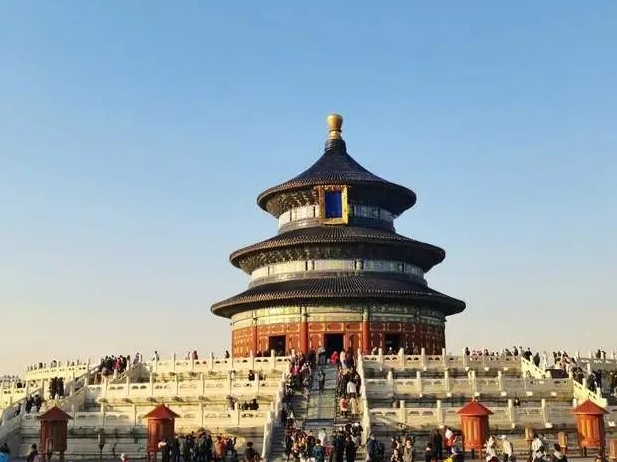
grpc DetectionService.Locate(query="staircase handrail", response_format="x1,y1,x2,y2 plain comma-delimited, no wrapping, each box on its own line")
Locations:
356,354,372,441
45,386,89,415
262,357,291,459
521,357,547,379
0,410,24,444
107,359,146,384
573,378,608,408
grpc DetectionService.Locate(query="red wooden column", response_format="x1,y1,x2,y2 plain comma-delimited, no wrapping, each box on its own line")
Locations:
251,318,258,355
361,310,370,354
299,310,309,353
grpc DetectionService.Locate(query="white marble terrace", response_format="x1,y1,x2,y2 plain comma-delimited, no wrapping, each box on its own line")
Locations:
2,353,293,460
359,350,617,433
1,352,290,408
5,349,617,459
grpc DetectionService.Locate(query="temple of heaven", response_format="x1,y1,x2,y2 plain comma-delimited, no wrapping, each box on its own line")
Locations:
211,114,465,357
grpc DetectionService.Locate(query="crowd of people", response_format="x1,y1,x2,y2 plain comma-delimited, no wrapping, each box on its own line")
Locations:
363,426,467,462
98,355,131,377
483,432,572,462
224,395,260,412
88,354,135,384
334,351,362,421
154,431,255,462
47,376,65,399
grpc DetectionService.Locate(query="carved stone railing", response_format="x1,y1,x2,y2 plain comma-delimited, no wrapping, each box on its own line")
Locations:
521,358,548,379
356,354,373,440
147,353,290,375
364,375,573,398
24,360,92,381
574,351,617,372
1,363,99,408
20,407,270,430
107,360,147,384
261,368,289,459
89,377,284,403
0,409,23,444
369,400,575,429
573,379,608,408
360,348,523,372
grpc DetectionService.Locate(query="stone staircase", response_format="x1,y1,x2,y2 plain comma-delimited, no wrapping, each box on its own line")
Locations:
0,368,95,452
306,366,368,461
267,391,310,462
307,367,337,424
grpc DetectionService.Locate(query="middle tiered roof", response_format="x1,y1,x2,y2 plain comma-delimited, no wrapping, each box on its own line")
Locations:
230,226,445,274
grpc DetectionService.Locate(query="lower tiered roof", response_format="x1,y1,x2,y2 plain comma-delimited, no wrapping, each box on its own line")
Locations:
211,273,465,318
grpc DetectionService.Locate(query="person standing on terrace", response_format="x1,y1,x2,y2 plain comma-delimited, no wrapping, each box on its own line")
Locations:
500,436,513,462
429,429,442,460
318,345,326,366
0,443,9,462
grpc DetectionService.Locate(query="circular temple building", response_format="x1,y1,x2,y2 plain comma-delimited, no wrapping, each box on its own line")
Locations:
211,114,465,357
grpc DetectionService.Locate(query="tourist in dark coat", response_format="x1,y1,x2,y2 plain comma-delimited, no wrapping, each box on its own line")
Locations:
344,435,356,462
430,429,443,460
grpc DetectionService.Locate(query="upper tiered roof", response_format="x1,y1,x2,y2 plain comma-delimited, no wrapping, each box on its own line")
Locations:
257,114,417,217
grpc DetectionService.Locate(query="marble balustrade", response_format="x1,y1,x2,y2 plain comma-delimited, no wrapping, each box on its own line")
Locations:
24,362,93,381
369,402,617,429
1,372,93,408
361,350,617,374
364,373,573,397
361,349,523,371
89,378,283,402
88,378,280,401
20,354,291,383
145,354,291,375
18,407,271,430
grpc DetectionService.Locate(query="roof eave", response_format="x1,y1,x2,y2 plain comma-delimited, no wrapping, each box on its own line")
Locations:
229,240,446,273
256,181,417,216
211,293,465,319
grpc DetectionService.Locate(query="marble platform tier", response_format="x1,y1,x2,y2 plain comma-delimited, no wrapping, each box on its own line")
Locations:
358,351,615,437
1,354,292,460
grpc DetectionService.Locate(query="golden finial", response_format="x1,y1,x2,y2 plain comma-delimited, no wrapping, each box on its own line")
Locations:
327,114,343,139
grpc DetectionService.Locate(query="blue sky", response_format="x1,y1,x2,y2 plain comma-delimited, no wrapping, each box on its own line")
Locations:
1,2,616,373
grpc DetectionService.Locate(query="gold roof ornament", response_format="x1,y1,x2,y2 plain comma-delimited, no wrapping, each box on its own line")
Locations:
327,113,343,139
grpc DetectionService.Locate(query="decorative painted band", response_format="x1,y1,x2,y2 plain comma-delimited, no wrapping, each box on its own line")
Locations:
230,320,445,358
